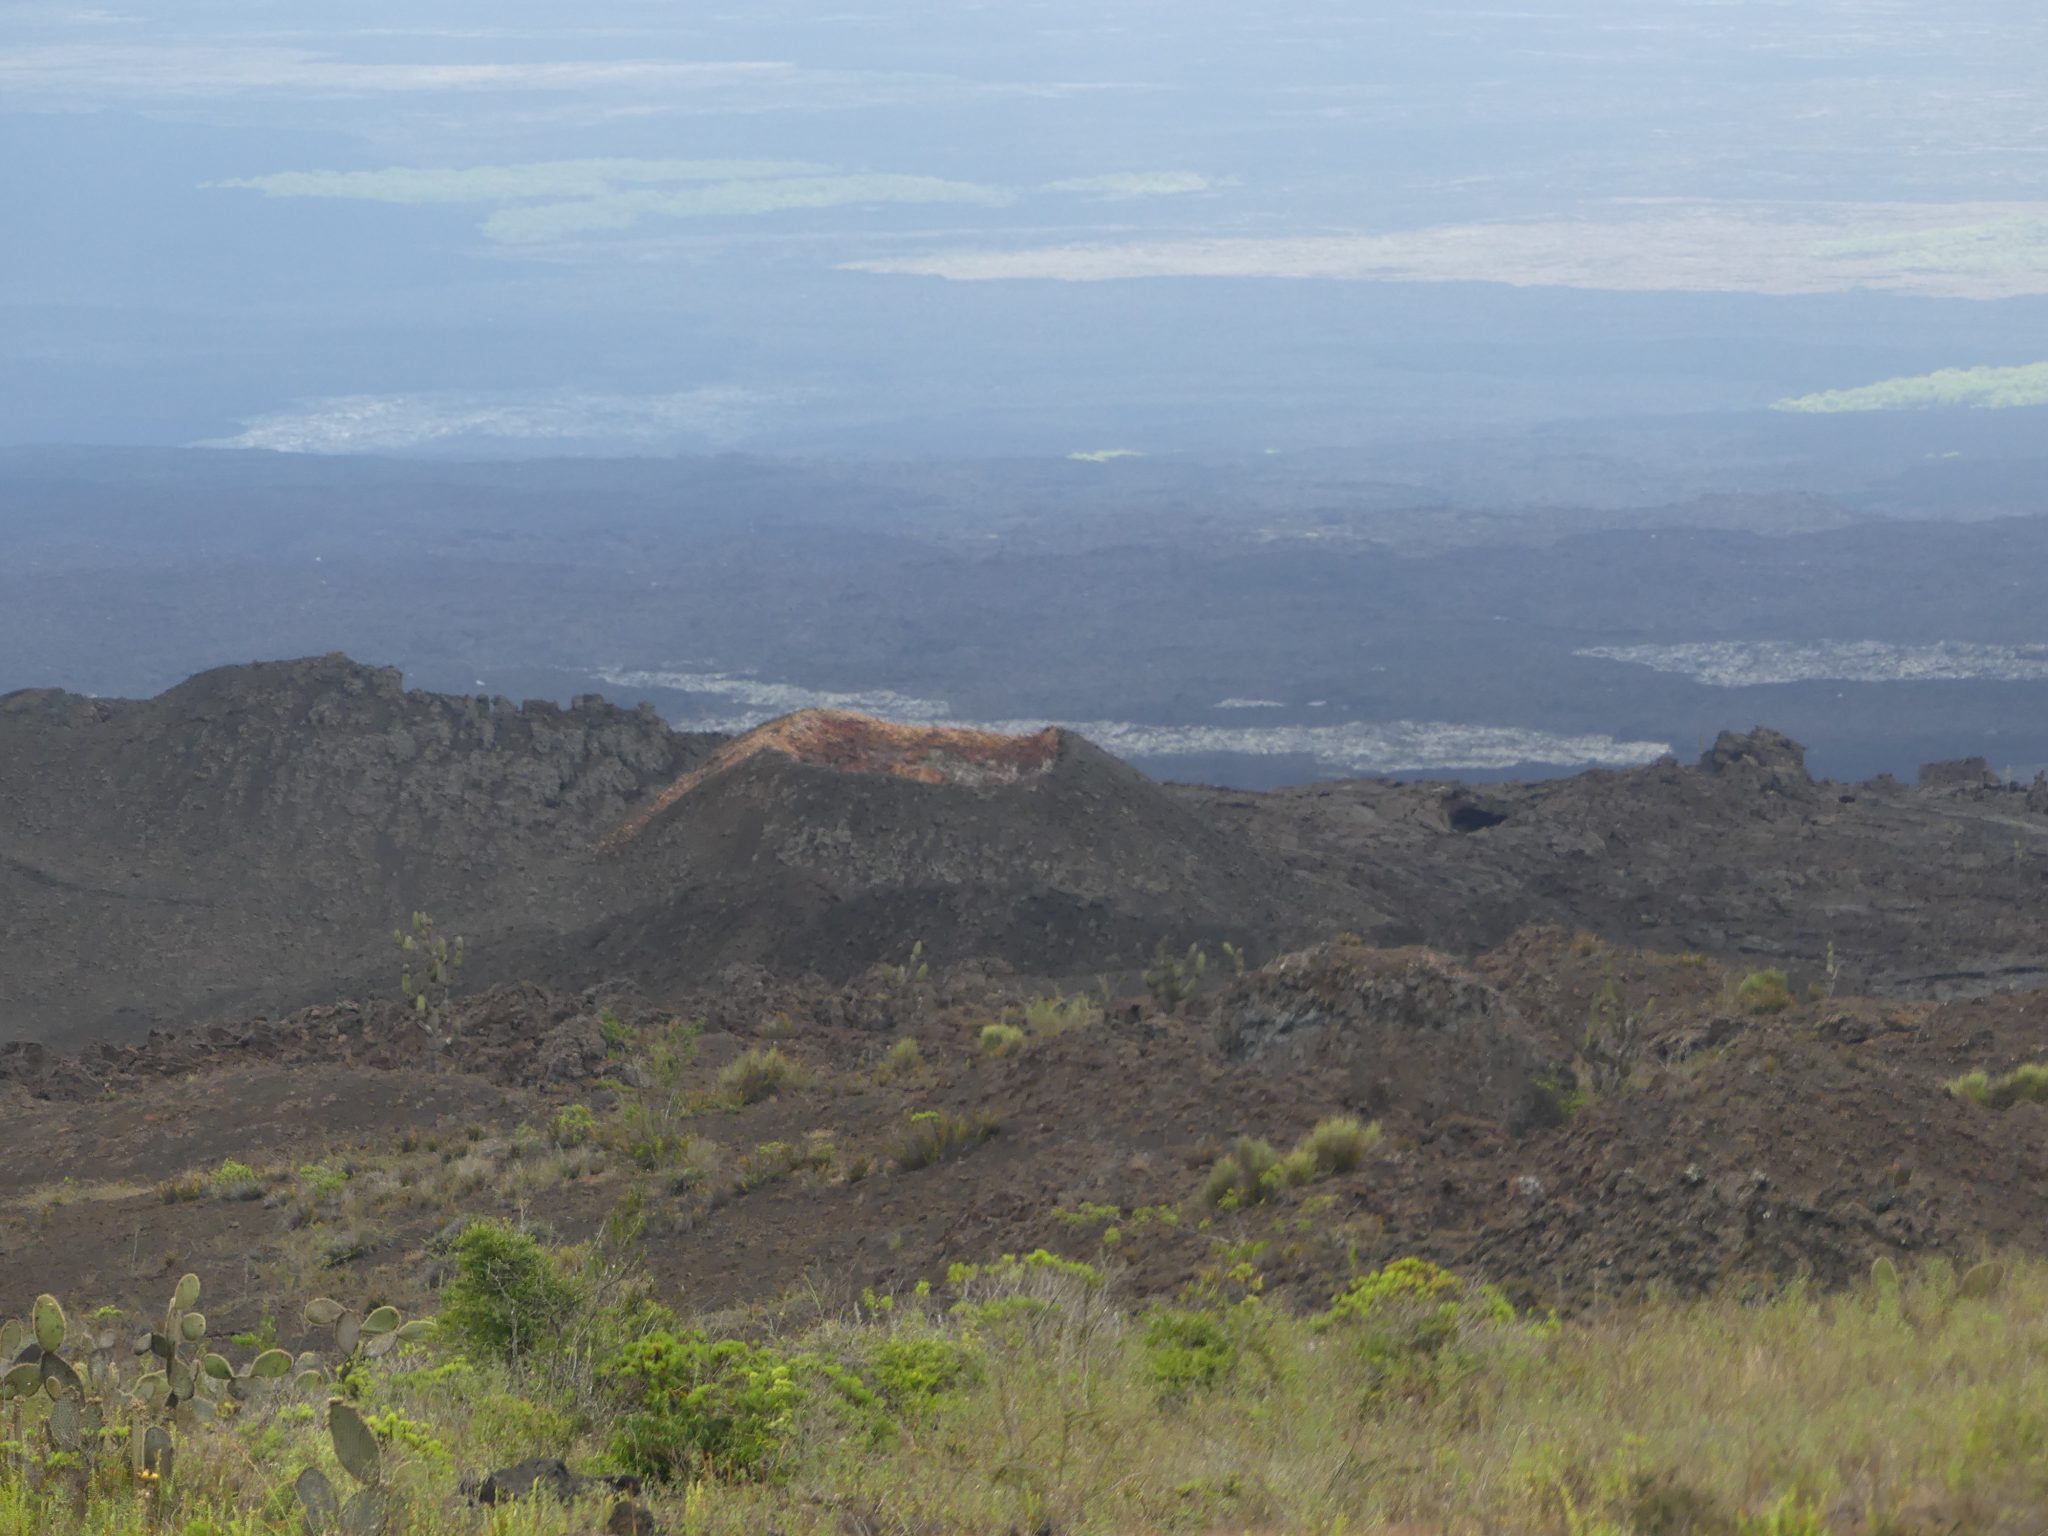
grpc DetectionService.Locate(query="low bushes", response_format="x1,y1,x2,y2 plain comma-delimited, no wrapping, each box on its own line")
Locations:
209,1159,265,1201
1022,993,1102,1037
878,1036,924,1081
1737,968,1795,1014
435,1220,588,1364
890,1109,999,1171
1202,1116,1382,1208
1948,1062,2048,1108
978,1023,1025,1057
1203,1135,1284,1209
717,1046,812,1105
1321,1255,1520,1396
606,1329,807,1483
606,1325,984,1485
1139,1307,1240,1398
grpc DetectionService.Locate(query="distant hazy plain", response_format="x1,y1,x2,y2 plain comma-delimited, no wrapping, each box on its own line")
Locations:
5,0,2046,455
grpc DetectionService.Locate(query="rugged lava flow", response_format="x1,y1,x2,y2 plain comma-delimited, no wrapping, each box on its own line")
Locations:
603,709,1062,849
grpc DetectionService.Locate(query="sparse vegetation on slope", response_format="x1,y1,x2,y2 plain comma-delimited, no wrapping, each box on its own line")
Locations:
1947,1062,2048,1108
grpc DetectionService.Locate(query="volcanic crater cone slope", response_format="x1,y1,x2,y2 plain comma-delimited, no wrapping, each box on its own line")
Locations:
582,708,1358,988
0,663,1360,1044
0,654,717,1042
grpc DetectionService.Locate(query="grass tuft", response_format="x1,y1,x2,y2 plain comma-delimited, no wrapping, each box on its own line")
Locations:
1948,1062,2048,1108
716,1046,812,1106
978,1023,1025,1058
1737,968,1795,1014
890,1109,998,1171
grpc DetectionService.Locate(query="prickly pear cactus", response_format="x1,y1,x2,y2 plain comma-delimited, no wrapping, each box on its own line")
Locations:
295,1398,390,1535
299,1297,434,1388
1958,1259,2006,1301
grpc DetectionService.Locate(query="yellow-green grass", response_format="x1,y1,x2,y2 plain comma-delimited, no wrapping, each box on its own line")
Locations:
4,1255,2047,1533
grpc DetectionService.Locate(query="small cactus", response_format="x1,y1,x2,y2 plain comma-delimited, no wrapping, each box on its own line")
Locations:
1145,941,1209,1013
1958,1260,2006,1301
296,1399,390,1535
302,1297,433,1379
394,911,464,1036
32,1294,66,1354
0,1272,313,1501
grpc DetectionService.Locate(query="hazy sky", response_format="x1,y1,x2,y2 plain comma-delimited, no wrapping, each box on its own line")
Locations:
5,0,2045,454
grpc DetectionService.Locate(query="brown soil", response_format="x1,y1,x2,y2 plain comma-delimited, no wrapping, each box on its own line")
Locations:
7,930,2048,1338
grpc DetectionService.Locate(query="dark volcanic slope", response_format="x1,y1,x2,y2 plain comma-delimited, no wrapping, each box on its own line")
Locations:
1179,728,2048,997
582,709,1342,989
0,656,714,1040
13,657,2048,1048
0,663,1352,1044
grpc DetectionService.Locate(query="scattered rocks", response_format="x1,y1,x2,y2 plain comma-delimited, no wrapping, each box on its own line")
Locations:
1219,944,1553,1130
463,1456,642,1507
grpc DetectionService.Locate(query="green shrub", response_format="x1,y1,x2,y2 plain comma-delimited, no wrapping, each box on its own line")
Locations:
890,1109,998,1171
209,1159,263,1201
437,1220,587,1363
1139,1307,1239,1399
607,1018,701,1168
978,1023,1025,1057
598,1008,634,1056
879,1036,924,1081
946,1249,1104,1294
868,1334,980,1414
1948,1063,2048,1108
1201,1118,1383,1209
1737,968,1795,1014
548,1103,597,1147
1203,1136,1283,1209
1022,993,1102,1037
606,1330,806,1483
1297,1115,1380,1176
1740,1495,1830,1536
296,1162,347,1199
730,1139,818,1193
1323,1257,1516,1395
718,1046,811,1105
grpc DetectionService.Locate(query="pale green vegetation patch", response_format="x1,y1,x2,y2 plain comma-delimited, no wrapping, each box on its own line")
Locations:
1948,1061,2048,1109
1814,216,2048,275
714,1045,812,1106
1775,360,2048,413
1043,172,1210,198
211,158,828,205
213,160,1208,247
482,174,1013,245
1203,1115,1382,1209
977,1021,1025,1057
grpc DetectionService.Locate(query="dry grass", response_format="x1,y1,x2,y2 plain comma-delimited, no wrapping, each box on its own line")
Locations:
9,1253,2048,1534
716,1046,813,1106
1948,1061,2048,1108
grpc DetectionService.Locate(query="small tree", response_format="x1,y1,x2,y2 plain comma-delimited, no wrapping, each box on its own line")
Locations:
437,1221,585,1364
395,911,464,1035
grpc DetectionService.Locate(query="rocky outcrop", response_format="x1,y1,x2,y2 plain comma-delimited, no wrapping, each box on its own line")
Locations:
1698,726,1812,796
1919,756,1999,790
1219,944,1553,1130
